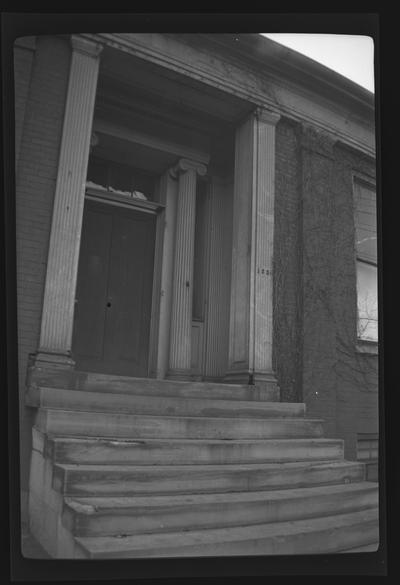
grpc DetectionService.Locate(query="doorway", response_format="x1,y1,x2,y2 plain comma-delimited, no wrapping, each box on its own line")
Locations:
72,199,156,377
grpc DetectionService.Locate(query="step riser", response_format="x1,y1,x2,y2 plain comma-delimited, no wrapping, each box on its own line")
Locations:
36,409,323,440
50,439,343,466
65,490,378,537
55,462,364,497
28,387,305,419
79,518,379,558
29,368,278,401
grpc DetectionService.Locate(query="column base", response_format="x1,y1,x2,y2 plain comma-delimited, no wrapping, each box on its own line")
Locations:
166,368,195,381
33,350,75,368
26,350,76,392
224,369,280,401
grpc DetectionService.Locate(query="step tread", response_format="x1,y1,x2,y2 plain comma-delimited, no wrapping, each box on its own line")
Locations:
75,508,379,555
30,386,304,416
79,374,252,391
64,482,378,512
342,542,379,553
55,459,361,473
37,409,327,441
39,407,322,424
49,436,339,445
33,371,278,401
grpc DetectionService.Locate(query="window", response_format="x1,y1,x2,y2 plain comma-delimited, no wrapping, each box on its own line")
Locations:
354,177,378,343
86,156,156,201
356,433,378,481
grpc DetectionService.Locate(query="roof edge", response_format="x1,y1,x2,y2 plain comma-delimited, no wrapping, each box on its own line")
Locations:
200,33,375,113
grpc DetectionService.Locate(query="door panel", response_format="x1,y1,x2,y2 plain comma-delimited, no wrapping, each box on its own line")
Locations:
73,205,112,361
73,200,156,376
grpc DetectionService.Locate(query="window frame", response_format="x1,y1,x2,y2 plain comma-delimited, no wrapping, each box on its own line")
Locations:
352,171,378,352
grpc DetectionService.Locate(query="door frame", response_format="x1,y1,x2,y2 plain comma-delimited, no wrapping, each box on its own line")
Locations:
82,186,165,377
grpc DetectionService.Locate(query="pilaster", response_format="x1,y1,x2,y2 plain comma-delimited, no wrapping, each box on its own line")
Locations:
35,35,102,368
225,108,280,393
167,158,207,379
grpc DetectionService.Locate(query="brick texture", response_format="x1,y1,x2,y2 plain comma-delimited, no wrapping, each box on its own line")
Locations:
15,36,71,500
274,118,303,403
274,121,378,459
331,143,378,458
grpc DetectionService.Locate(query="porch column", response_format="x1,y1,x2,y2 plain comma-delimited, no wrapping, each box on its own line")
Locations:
36,36,102,366
167,158,207,379
225,107,280,390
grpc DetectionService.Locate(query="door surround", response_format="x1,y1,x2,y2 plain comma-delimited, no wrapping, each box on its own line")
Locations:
76,185,165,377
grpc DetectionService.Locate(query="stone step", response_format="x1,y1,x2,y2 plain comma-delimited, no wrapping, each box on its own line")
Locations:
342,542,379,553
53,460,364,496
29,367,278,401
74,508,379,558
34,408,324,440
46,434,343,466
27,386,305,419
62,483,378,537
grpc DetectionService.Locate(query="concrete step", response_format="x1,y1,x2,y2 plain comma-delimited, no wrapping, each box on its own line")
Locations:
53,460,364,496
74,508,379,558
62,483,378,537
29,368,278,401
46,434,343,466
27,386,305,419
34,408,324,440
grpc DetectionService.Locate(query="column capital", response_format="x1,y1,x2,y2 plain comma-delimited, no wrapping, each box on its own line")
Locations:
71,35,103,58
170,158,207,179
254,107,281,126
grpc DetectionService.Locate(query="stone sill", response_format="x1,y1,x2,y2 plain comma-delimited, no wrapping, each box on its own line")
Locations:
356,340,379,355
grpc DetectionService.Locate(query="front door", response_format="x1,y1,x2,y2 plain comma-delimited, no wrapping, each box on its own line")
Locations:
72,199,156,376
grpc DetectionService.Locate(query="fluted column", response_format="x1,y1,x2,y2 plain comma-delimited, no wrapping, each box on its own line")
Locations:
168,158,207,379
226,108,280,390
36,36,102,365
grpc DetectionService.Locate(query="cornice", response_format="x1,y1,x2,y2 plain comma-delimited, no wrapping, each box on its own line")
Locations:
254,107,281,126
71,35,103,58
14,36,36,51
79,32,375,158
300,124,337,159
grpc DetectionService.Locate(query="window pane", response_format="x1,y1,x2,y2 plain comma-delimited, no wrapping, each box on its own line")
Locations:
354,180,377,264
86,157,108,188
108,162,134,193
357,261,378,341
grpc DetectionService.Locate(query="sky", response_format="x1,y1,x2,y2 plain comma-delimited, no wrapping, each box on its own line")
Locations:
261,34,375,93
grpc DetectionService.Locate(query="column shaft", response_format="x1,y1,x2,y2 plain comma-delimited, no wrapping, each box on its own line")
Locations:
38,36,102,362
168,159,206,378
253,111,278,374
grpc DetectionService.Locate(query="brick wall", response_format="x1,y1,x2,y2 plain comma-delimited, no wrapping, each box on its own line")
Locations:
300,126,339,439
15,36,71,511
274,120,378,459
331,143,378,459
287,124,377,456
274,118,303,402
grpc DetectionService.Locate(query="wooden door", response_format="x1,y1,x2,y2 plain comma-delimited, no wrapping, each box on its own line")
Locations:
72,199,156,376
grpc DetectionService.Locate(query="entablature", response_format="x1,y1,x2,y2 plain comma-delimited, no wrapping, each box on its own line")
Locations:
79,32,375,159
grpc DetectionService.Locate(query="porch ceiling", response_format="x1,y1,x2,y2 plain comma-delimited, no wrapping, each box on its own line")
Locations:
97,45,255,130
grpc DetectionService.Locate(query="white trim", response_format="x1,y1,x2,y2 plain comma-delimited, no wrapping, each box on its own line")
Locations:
356,341,379,355
352,170,376,191
85,188,164,214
